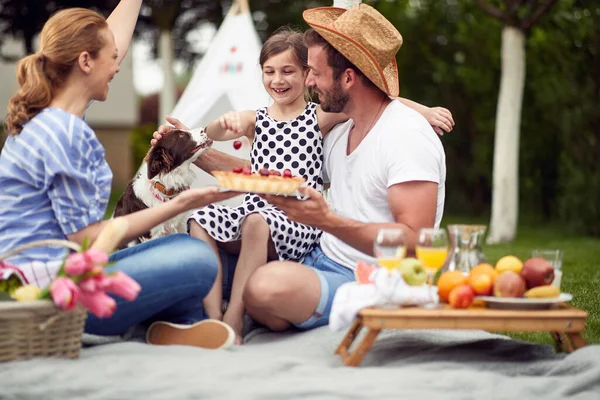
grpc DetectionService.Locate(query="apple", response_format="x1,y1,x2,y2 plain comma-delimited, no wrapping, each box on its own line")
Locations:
448,284,475,308
520,257,554,289
493,271,526,298
397,257,428,286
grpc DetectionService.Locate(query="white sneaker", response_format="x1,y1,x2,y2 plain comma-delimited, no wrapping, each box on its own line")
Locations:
146,319,235,350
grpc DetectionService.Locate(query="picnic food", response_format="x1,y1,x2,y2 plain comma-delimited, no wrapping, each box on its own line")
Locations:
468,273,493,296
493,271,526,298
469,263,498,283
397,258,428,286
437,271,468,302
495,255,523,274
212,168,306,195
448,284,475,308
520,257,554,289
233,140,242,150
523,285,561,299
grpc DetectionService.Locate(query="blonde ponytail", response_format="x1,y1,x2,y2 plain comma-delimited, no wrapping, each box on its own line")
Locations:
5,53,53,135
4,8,107,135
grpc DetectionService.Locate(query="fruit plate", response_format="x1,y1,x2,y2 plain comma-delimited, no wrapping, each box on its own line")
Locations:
475,293,573,310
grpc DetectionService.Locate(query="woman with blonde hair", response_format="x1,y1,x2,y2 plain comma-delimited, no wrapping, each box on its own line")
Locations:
0,3,237,349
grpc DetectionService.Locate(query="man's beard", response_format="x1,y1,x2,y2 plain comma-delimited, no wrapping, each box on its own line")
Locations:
319,79,349,113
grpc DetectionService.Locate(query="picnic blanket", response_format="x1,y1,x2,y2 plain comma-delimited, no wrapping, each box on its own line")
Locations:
1,327,599,399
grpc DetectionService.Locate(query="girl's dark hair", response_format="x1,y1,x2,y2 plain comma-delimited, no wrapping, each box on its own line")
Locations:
5,8,107,135
259,27,308,71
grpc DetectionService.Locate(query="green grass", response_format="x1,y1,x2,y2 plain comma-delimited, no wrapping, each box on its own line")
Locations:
442,215,600,347
106,189,599,347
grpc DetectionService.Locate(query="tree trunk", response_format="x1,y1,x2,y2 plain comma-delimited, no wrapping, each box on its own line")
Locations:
487,26,526,244
158,29,177,126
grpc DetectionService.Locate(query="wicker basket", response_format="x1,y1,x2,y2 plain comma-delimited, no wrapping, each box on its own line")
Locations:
0,239,87,362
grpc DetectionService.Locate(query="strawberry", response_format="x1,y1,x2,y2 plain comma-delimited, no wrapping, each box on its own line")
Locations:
259,168,270,176
242,167,252,175
269,170,282,176
232,167,243,173
283,169,293,178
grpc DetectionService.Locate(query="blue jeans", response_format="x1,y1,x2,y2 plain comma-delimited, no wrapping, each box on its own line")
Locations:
84,234,218,336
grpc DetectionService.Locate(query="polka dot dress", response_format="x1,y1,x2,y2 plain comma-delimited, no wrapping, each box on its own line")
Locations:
189,102,324,261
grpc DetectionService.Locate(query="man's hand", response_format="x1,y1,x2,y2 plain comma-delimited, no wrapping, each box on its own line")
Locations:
264,186,334,229
151,116,189,146
423,107,454,136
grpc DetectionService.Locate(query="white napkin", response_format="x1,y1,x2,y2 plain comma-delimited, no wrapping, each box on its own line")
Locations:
329,268,439,332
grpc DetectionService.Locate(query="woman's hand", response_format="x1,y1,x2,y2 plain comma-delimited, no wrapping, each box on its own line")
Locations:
423,107,454,136
175,186,240,211
151,116,189,146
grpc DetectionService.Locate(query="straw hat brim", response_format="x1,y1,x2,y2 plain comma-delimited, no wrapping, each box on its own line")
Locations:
303,7,399,97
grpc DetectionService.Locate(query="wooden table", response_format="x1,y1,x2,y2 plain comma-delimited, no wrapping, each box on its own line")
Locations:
335,304,589,367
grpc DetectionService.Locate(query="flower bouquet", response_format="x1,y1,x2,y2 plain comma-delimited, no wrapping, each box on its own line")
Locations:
0,218,139,361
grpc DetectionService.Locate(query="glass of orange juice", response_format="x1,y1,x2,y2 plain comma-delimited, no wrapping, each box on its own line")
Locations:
416,228,449,307
373,228,407,273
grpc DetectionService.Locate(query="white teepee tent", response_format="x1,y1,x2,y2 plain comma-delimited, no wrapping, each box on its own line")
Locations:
168,0,269,204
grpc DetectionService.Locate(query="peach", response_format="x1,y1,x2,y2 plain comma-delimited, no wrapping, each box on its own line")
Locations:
468,273,493,296
448,284,475,308
493,271,526,298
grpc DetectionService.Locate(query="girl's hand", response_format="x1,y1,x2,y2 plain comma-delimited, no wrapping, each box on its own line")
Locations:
423,107,454,136
218,111,251,135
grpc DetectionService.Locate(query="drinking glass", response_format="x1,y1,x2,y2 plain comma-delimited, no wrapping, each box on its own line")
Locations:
373,228,407,273
416,228,449,307
532,249,563,289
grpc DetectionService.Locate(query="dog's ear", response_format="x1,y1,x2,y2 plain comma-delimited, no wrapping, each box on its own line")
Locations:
147,148,174,179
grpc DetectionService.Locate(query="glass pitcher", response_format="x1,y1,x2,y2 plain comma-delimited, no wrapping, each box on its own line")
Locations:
442,224,488,275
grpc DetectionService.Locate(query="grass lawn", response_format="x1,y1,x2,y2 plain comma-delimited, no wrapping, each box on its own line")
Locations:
105,192,599,347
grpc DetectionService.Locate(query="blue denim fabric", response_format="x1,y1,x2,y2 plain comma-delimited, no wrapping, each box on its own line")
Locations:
84,234,218,336
295,246,354,329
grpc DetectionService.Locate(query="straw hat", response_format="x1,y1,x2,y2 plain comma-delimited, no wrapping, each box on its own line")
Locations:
303,4,402,97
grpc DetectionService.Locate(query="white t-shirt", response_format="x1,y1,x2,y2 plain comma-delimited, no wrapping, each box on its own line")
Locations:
320,100,446,270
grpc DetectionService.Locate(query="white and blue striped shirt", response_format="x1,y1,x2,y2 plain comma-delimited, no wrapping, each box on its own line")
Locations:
0,107,112,284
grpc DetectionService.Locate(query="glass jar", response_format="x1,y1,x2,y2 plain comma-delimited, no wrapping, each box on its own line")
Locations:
442,224,488,275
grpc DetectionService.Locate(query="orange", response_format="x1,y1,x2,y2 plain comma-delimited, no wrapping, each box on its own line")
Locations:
437,271,468,303
469,263,499,283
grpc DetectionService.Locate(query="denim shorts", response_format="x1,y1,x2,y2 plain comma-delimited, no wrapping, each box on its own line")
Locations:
295,246,354,330
218,246,354,330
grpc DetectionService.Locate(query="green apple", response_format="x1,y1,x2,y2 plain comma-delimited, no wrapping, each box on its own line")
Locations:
397,257,428,286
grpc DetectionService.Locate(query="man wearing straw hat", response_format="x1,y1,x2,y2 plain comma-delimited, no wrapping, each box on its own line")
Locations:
245,3,446,331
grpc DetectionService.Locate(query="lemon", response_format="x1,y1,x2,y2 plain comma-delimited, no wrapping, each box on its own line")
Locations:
11,285,41,302
495,255,523,274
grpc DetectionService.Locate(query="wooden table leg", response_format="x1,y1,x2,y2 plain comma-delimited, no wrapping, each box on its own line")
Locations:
343,328,381,367
565,332,588,350
335,317,364,356
550,332,573,353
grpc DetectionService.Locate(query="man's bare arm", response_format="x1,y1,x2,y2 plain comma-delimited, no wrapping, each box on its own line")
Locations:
266,181,438,257
194,148,250,175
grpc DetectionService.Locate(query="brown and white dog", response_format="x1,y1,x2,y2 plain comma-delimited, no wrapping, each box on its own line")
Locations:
114,127,212,242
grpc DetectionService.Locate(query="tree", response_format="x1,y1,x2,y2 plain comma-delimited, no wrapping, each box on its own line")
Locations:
474,0,558,244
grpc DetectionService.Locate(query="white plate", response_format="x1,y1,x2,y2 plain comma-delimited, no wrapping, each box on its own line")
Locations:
476,293,573,310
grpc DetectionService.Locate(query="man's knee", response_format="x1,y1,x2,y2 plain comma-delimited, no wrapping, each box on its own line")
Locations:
243,262,288,308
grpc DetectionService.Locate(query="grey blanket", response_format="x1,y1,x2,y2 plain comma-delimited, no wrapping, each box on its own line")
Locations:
1,328,599,399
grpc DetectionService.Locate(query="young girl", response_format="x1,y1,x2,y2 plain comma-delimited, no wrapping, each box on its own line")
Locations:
0,5,238,349
186,28,454,343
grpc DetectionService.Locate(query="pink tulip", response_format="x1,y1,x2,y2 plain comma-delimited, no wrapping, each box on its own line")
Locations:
50,277,81,311
79,291,116,318
105,272,141,301
84,248,109,267
79,275,112,293
64,253,89,276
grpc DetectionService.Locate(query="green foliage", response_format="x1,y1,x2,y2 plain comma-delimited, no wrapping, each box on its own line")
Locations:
130,122,158,171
